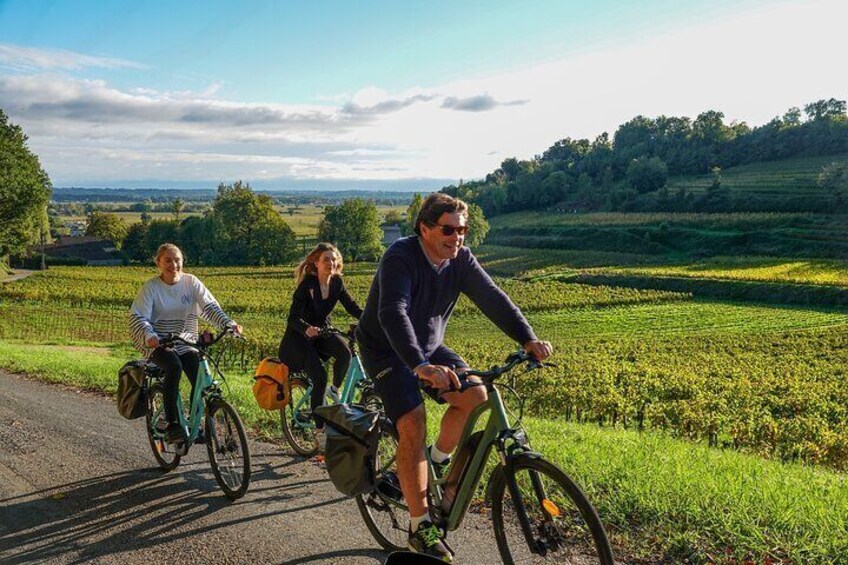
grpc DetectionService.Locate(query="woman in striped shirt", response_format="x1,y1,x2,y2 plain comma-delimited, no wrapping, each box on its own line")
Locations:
129,243,242,445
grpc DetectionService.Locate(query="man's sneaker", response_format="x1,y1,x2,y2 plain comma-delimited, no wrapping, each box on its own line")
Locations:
408,520,453,562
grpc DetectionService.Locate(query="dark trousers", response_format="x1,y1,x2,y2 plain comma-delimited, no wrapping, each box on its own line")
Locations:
149,347,200,424
299,334,352,415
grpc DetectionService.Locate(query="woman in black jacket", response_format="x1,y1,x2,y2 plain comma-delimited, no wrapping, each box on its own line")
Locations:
278,243,363,446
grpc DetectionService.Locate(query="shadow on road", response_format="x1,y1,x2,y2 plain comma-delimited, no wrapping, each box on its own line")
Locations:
0,453,381,564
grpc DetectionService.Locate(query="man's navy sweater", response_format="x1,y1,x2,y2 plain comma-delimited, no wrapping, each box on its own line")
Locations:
357,236,537,369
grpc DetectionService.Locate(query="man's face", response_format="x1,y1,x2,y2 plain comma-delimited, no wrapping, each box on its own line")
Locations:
420,212,467,262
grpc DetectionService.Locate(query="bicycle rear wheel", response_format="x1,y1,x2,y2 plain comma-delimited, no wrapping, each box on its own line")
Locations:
490,456,614,564
355,391,409,552
279,377,318,457
145,382,181,471
205,398,251,500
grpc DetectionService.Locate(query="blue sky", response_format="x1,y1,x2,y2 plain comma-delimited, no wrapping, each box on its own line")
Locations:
1,0,845,189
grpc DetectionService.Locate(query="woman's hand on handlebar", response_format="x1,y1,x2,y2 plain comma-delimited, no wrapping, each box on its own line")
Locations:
305,326,321,338
415,364,461,391
146,335,160,348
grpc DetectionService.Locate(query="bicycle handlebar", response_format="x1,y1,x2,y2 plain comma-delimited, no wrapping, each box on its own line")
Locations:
158,326,241,350
423,349,548,395
312,323,358,341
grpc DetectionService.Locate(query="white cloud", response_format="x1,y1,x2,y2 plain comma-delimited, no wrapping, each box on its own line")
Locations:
0,43,145,71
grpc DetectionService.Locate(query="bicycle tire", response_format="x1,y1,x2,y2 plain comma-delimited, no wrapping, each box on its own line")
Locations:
355,391,410,552
205,399,252,500
279,377,319,457
145,382,181,471
490,456,614,564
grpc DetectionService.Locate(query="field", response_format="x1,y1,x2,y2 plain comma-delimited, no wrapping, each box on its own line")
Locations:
667,154,846,198
3,202,848,562
61,204,406,236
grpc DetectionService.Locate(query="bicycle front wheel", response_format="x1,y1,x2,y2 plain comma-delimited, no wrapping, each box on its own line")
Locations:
279,377,318,457
355,391,409,552
490,456,614,565
145,382,181,471
205,399,251,500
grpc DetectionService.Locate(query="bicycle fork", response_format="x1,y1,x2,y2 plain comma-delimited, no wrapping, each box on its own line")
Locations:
500,450,559,557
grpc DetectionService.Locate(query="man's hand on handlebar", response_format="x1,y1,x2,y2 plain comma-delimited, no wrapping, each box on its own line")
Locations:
523,339,553,362
305,326,321,338
146,335,160,348
415,364,461,391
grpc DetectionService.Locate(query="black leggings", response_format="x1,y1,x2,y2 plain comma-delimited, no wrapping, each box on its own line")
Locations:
300,334,352,415
149,347,200,424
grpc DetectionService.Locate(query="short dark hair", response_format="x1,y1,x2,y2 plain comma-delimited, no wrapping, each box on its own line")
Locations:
414,193,469,235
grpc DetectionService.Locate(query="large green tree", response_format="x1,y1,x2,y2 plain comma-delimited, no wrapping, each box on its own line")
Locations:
211,181,297,265
0,109,52,265
85,211,129,245
404,193,423,235
818,161,848,210
318,198,384,261
627,156,668,194
464,203,489,248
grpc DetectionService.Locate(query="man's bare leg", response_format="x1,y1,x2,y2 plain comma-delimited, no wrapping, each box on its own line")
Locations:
395,404,429,518
434,386,487,454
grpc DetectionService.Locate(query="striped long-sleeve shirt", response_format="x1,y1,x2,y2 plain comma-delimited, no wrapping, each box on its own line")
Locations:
129,274,235,358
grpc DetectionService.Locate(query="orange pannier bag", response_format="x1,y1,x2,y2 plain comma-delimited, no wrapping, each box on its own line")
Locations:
252,358,290,410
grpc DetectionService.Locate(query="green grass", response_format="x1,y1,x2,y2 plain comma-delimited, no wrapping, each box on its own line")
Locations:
2,339,845,564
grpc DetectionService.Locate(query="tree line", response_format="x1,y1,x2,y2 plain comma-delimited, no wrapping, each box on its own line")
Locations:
442,98,848,215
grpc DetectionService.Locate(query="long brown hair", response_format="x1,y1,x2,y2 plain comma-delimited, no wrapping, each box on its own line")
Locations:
294,242,343,285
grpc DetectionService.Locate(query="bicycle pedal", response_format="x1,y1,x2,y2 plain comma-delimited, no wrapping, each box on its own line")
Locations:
194,431,205,445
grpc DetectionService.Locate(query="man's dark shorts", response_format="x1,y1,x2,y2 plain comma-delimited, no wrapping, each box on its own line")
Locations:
359,344,469,424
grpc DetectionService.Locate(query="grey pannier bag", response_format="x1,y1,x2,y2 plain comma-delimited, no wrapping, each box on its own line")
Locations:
117,361,147,419
314,403,381,497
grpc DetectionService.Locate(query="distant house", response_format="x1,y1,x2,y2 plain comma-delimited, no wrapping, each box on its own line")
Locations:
381,224,402,247
36,236,123,266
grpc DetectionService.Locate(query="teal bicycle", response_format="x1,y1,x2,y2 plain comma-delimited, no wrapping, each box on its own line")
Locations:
143,327,252,500
280,324,379,456
357,349,614,564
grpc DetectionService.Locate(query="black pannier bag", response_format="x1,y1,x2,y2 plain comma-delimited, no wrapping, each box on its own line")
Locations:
117,361,147,420
314,403,381,496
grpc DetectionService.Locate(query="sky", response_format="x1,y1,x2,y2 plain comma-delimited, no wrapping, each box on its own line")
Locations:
1,0,846,191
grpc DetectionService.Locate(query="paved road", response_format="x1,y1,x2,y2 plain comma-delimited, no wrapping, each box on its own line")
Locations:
0,370,503,564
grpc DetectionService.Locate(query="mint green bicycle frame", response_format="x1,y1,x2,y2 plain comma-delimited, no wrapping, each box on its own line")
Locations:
148,355,221,444
287,351,368,430
430,387,512,530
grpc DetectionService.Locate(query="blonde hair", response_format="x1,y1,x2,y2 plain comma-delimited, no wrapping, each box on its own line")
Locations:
154,243,183,265
294,242,343,285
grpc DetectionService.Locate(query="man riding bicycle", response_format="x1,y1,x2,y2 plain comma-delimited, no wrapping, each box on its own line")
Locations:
356,193,552,561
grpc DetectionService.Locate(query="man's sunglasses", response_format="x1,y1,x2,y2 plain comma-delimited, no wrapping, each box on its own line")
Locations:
430,223,469,236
